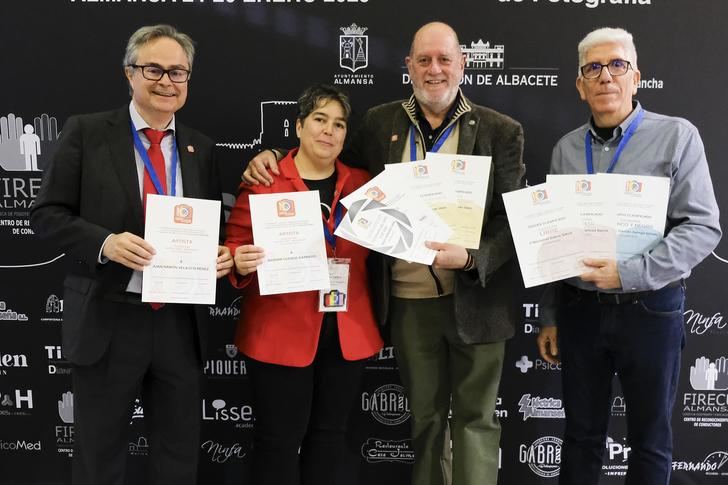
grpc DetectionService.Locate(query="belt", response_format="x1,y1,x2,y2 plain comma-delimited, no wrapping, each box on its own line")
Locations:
567,280,683,305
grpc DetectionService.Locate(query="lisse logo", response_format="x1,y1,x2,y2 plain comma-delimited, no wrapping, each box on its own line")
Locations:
201,399,253,422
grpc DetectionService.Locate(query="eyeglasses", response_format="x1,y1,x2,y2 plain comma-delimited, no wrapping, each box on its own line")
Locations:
580,59,632,79
128,64,191,83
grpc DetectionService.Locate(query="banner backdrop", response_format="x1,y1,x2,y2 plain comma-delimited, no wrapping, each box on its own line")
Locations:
1,1,726,484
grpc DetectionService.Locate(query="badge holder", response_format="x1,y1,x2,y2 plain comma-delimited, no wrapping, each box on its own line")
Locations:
319,258,351,312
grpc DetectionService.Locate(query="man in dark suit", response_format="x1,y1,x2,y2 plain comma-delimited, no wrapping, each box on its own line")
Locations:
30,24,232,485
244,22,525,485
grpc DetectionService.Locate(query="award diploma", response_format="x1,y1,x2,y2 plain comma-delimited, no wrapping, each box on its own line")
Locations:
142,194,221,304
249,191,330,295
503,183,587,288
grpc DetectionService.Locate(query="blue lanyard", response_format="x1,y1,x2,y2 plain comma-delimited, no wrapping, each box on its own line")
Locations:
585,108,644,174
323,203,344,250
130,121,178,196
409,122,456,161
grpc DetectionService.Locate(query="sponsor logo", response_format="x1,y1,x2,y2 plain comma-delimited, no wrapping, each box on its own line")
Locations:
0,389,33,416
334,23,374,86
365,187,385,202
673,451,728,476
0,351,28,375
45,345,71,375
339,23,368,73
462,39,504,70
201,399,254,429
0,440,41,452
0,112,59,172
495,397,509,419
602,436,630,477
203,344,247,378
361,438,415,464
208,295,241,319
690,356,728,391
516,355,533,374
519,436,562,478
128,436,149,457
575,179,592,193
173,204,193,224
361,384,410,426
523,303,541,334
683,356,728,428
518,394,565,421
201,440,248,464
531,189,548,204
41,294,63,322
516,355,561,374
685,309,726,336
366,346,396,371
56,391,74,457
130,398,144,423
276,199,295,217
0,300,29,322
611,396,626,416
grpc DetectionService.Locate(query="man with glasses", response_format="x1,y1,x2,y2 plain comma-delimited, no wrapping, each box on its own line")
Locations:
31,25,232,485
537,27,721,485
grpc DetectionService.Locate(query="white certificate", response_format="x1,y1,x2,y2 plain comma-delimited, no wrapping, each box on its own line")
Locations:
503,183,587,288
337,171,452,264
546,174,616,260
249,191,330,295
424,153,492,249
142,194,220,304
598,173,670,260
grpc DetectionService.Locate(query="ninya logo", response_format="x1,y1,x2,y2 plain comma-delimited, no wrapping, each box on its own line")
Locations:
201,440,247,464
361,384,410,426
0,440,41,451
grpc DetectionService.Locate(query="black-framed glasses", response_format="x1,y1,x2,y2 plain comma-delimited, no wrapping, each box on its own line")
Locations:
580,59,632,79
128,64,191,83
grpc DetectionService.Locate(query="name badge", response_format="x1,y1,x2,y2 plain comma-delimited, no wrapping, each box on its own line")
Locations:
319,258,350,312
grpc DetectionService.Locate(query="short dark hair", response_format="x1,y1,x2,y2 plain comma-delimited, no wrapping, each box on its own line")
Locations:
297,84,351,124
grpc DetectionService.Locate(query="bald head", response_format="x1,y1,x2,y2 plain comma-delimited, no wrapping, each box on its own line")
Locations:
409,22,461,57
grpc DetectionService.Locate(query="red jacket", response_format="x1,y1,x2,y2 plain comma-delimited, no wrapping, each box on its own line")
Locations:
225,150,383,367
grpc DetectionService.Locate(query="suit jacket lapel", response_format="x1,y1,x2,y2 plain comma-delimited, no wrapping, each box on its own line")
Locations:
456,109,479,156
175,123,202,199
386,108,410,167
107,108,144,231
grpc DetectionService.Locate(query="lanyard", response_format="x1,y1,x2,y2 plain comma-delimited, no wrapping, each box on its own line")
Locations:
585,108,644,174
323,203,344,250
409,122,456,161
130,121,178,196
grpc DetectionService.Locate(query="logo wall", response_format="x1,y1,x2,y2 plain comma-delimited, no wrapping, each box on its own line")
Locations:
683,356,728,428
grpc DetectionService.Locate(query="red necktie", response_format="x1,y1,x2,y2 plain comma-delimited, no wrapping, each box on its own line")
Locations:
141,128,168,211
141,128,168,310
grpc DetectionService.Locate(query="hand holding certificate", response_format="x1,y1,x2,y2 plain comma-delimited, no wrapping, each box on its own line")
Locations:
142,194,221,304
248,191,330,295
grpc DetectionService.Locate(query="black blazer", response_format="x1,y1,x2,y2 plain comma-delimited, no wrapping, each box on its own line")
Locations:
31,106,221,365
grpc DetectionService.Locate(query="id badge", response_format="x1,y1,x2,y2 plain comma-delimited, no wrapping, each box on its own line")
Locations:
319,258,350,312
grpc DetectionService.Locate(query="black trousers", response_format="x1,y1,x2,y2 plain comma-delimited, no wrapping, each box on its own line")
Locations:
71,302,201,485
248,314,364,485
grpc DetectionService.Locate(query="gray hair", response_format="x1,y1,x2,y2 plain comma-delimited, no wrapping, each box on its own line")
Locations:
577,27,637,73
297,84,352,124
123,24,195,69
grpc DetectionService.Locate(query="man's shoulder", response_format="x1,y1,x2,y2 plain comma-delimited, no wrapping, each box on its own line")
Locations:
466,101,521,128
642,108,699,136
363,99,407,118
65,107,127,129
176,121,215,151
554,121,589,149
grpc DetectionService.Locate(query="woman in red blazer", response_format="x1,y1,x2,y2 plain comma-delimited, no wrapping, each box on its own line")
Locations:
225,85,383,485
